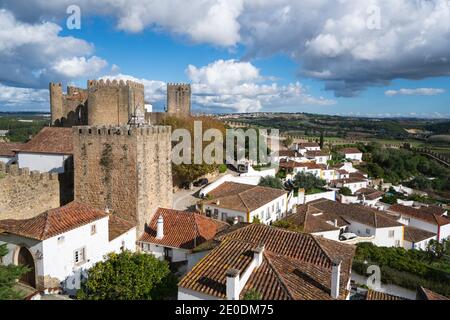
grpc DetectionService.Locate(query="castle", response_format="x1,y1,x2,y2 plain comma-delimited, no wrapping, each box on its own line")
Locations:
50,81,191,127
48,79,188,235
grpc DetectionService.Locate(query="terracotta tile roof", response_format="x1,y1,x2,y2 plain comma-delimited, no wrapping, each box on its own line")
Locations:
19,127,73,155
389,204,450,226
417,287,449,300
108,215,136,241
355,188,385,200
365,289,406,300
0,202,107,240
205,182,287,213
277,150,300,157
0,142,23,157
139,208,229,250
349,172,367,180
305,150,329,158
306,199,403,228
299,142,320,148
404,226,436,243
179,223,356,300
285,205,349,234
340,148,362,155
279,161,322,170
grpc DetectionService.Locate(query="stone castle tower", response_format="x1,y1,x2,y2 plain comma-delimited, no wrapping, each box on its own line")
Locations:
50,80,145,127
73,125,173,235
166,83,191,117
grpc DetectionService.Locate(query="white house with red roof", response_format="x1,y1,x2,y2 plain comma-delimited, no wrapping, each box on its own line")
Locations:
339,148,363,162
388,204,450,242
0,202,136,293
202,182,288,225
17,127,73,173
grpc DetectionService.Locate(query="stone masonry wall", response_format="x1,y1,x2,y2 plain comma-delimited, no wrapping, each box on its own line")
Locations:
0,163,60,220
73,125,173,236
87,80,145,126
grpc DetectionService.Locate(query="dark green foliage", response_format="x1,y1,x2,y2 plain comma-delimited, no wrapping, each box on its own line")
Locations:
360,143,450,192
272,219,304,233
258,176,283,189
319,131,324,149
77,251,178,300
339,187,353,196
353,242,450,297
0,117,48,142
0,244,29,300
293,172,326,192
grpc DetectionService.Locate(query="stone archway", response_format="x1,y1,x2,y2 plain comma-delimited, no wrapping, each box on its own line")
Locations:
17,247,36,288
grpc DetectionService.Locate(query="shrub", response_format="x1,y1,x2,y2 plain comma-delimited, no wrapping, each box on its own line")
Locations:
218,164,227,174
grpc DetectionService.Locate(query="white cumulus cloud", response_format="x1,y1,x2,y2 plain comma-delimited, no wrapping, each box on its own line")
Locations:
0,8,108,88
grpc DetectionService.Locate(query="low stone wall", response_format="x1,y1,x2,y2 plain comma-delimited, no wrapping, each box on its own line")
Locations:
0,163,60,220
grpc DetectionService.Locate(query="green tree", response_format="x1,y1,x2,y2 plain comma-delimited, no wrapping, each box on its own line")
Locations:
77,251,178,300
293,172,325,192
426,240,446,260
0,244,28,300
319,131,324,149
283,135,293,148
258,176,284,189
339,187,353,196
162,115,226,184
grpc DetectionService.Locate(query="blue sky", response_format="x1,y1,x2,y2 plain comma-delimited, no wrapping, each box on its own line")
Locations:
0,1,449,118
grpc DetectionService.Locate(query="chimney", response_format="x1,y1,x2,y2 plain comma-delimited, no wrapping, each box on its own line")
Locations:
334,219,338,227
252,245,264,267
156,215,164,239
233,216,239,225
331,260,341,299
226,269,240,300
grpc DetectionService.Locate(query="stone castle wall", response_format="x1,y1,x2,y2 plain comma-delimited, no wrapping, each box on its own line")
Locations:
50,83,88,127
50,80,145,127
0,163,60,220
73,125,173,235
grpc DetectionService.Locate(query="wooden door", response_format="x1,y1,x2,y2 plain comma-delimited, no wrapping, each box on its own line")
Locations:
18,247,36,288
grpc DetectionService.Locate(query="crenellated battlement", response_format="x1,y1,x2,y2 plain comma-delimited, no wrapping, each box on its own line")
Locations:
87,79,145,89
167,83,191,89
0,162,58,181
73,125,171,136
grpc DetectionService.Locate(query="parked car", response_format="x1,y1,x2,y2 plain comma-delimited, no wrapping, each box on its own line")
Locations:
193,178,209,187
339,232,357,241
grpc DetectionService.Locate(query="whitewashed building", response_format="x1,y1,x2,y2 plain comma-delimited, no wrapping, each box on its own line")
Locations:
330,178,368,194
403,226,436,250
296,199,404,247
17,127,73,173
203,182,288,224
0,202,136,293
388,204,450,242
339,148,363,162
305,150,331,164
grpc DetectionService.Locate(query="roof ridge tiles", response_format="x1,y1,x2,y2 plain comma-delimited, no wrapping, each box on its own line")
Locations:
263,251,295,299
